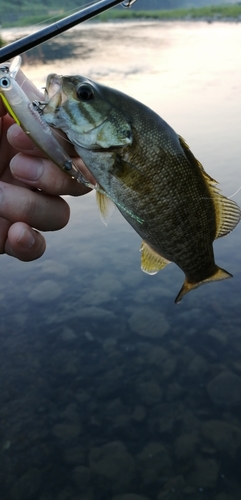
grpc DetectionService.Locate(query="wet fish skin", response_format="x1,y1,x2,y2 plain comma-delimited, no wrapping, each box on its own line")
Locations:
42,74,241,302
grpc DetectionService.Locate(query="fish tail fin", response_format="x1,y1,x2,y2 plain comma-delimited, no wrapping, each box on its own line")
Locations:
175,266,232,304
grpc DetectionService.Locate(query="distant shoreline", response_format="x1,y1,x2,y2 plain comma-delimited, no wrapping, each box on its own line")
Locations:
1,5,241,29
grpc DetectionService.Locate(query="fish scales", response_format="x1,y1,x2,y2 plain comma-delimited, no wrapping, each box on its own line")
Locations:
42,74,241,302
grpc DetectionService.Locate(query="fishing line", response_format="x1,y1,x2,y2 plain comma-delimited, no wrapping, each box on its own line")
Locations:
201,187,241,201
49,128,76,146
20,0,100,31
227,186,241,199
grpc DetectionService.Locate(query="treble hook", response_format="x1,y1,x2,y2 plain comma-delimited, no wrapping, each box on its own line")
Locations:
122,0,138,7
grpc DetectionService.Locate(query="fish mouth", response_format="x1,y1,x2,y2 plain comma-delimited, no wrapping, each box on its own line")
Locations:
43,74,67,112
45,74,62,100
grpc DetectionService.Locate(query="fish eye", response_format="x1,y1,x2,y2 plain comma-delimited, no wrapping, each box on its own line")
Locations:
76,84,94,101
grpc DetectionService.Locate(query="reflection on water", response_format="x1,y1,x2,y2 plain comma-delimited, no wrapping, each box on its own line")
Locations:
1,20,241,500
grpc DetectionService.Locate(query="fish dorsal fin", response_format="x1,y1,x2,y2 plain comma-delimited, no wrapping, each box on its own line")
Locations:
175,266,232,303
140,241,170,275
179,135,216,181
178,135,241,238
96,190,115,225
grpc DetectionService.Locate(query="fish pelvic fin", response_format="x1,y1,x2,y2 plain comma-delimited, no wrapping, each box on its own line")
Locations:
140,241,170,275
175,266,233,304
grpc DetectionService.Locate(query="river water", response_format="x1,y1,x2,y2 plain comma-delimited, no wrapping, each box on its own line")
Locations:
1,20,241,500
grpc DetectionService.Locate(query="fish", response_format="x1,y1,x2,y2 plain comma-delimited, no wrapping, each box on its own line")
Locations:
41,73,241,302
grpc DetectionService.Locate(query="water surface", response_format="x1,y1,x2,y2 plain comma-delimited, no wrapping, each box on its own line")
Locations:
1,20,241,500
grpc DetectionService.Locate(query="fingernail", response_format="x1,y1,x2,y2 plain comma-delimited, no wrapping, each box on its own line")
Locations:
10,157,44,181
17,227,35,248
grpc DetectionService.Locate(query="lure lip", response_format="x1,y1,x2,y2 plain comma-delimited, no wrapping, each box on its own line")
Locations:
0,0,137,65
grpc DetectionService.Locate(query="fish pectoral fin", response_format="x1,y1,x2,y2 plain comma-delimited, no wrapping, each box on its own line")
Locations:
96,186,143,225
140,241,170,275
96,189,115,225
175,266,232,304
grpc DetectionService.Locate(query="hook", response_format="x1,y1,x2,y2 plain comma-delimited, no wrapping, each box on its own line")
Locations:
122,0,137,8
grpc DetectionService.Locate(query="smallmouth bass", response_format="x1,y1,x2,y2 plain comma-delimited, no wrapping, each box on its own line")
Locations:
42,74,241,302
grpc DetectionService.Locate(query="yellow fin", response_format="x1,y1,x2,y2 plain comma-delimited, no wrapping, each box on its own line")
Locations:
179,135,217,181
179,135,241,237
140,241,170,275
96,190,115,225
175,266,232,304
212,191,241,238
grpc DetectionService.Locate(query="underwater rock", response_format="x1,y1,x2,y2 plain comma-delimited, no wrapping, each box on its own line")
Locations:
157,476,185,500
84,330,95,341
187,355,209,377
80,288,113,305
189,456,219,489
214,494,233,500
103,338,118,351
132,405,146,422
128,308,170,338
89,440,136,493
113,495,150,500
61,403,79,422
137,442,171,485
57,488,79,500
73,465,92,494
143,346,168,366
207,328,228,345
174,433,199,461
137,381,163,406
9,468,41,500
60,327,77,341
201,419,241,457
162,357,177,380
207,370,241,406
64,446,86,464
96,366,124,398
28,279,62,302
39,259,69,276
75,305,116,319
165,382,184,401
52,422,82,441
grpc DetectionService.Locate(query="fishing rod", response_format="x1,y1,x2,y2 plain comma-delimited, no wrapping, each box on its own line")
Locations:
0,0,137,64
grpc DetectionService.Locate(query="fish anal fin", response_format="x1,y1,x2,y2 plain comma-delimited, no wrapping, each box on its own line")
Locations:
96,190,115,225
140,241,170,275
175,266,232,303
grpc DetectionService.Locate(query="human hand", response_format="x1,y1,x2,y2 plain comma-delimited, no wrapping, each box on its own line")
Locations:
0,68,94,262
